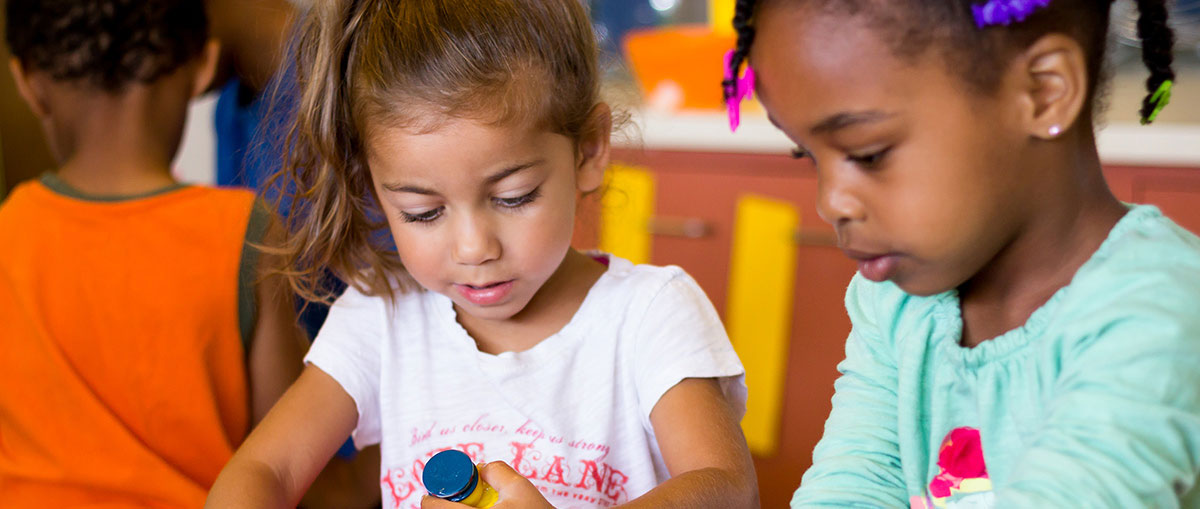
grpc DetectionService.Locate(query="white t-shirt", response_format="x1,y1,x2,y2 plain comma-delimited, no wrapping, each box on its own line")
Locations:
305,254,746,509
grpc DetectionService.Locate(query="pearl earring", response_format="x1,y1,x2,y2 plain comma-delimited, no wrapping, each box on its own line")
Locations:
1048,125,1062,137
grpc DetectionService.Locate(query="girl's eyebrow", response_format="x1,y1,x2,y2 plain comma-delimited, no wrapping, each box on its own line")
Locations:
382,182,438,195
485,159,544,185
810,110,895,135
380,159,545,195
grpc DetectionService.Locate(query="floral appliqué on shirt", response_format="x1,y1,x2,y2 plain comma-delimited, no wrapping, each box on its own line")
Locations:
910,427,995,509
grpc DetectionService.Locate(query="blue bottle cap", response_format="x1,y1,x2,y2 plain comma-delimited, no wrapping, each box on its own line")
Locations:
423,449,479,501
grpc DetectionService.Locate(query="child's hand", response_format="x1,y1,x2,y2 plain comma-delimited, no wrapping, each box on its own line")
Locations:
421,461,554,509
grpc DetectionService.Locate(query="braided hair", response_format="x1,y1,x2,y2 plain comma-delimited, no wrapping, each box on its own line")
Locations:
723,0,1177,124
1133,0,1175,122
722,0,758,102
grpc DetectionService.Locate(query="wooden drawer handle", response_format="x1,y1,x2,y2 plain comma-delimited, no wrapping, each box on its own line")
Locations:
645,219,837,246
794,229,838,247
647,217,713,239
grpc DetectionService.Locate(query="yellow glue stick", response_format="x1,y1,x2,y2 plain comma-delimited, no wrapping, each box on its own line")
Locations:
422,449,499,508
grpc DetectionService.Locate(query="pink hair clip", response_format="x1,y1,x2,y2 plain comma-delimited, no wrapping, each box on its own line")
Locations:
723,49,756,133
972,0,1052,28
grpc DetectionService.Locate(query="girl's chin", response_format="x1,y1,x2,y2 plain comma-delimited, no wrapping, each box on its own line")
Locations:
892,272,961,297
452,296,526,321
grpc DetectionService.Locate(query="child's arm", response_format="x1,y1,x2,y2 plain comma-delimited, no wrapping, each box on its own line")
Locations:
622,377,758,507
246,213,308,424
234,213,380,508
206,365,359,508
621,271,757,507
791,275,908,507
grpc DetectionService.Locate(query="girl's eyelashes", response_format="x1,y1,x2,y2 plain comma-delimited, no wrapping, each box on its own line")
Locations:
401,207,443,223
848,147,891,169
399,186,542,223
790,147,809,160
493,186,542,209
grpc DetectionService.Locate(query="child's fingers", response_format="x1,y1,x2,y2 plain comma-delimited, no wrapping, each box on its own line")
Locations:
478,461,528,492
421,494,468,509
478,461,554,508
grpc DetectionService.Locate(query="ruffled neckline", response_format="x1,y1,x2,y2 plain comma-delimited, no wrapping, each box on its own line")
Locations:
934,205,1161,368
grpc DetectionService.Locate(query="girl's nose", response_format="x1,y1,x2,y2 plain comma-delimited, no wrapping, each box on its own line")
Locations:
452,213,501,266
815,169,866,226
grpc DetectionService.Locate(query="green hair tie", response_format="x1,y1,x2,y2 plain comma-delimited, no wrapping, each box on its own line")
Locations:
1141,79,1173,125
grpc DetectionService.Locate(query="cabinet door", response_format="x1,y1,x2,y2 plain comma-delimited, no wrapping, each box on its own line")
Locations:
614,150,857,509
1103,166,1136,203
1124,166,1200,235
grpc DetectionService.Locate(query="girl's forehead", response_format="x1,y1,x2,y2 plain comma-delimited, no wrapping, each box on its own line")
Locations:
751,7,930,130
364,117,570,182
753,4,910,83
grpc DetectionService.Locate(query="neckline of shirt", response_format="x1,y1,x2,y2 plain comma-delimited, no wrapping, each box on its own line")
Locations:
934,204,1160,368
433,252,625,369
39,171,192,203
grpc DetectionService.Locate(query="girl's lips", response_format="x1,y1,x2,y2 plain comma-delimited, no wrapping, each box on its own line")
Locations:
841,248,900,282
857,255,899,282
454,280,514,306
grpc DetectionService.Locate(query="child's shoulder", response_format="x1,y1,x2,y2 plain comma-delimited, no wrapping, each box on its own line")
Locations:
1094,204,1200,269
1,177,256,213
597,251,688,280
590,252,706,304
1063,205,1200,317
0,179,41,221
1042,205,1200,365
167,184,258,211
842,272,920,334
0,179,259,245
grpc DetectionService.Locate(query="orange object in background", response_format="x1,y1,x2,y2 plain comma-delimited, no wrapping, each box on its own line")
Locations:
623,27,736,111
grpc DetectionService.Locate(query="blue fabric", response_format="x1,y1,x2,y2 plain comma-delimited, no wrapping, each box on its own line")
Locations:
794,205,1200,508
215,76,354,460
215,75,341,340
214,77,293,209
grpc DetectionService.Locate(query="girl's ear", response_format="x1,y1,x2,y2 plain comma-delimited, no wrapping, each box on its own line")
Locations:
575,103,612,194
9,58,50,118
192,39,222,98
1011,33,1088,139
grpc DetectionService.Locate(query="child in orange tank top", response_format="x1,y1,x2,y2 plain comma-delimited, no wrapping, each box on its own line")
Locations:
0,0,375,506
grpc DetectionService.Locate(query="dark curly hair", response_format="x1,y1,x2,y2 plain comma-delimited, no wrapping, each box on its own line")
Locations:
723,0,1176,125
5,0,208,92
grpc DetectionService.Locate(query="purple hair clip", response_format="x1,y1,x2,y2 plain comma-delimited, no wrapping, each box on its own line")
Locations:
972,0,1052,28
723,49,756,133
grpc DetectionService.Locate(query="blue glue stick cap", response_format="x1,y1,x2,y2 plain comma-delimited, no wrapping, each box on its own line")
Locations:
423,449,479,501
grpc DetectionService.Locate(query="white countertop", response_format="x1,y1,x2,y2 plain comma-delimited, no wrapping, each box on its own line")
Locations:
617,110,1200,168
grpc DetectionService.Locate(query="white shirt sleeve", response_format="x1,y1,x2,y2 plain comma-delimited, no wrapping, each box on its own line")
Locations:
303,285,385,448
632,269,747,424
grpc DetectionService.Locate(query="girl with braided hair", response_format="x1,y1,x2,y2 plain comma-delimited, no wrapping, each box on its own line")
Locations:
725,0,1199,507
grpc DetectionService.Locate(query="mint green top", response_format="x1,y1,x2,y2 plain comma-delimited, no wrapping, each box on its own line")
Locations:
793,205,1200,508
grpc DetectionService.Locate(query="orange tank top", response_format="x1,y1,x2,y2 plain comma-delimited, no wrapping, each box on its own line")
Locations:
0,177,258,507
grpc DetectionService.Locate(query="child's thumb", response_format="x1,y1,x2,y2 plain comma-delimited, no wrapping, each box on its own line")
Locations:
478,461,525,492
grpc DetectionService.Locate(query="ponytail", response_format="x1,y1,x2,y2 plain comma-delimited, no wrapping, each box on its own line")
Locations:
272,0,409,304
1133,0,1176,124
